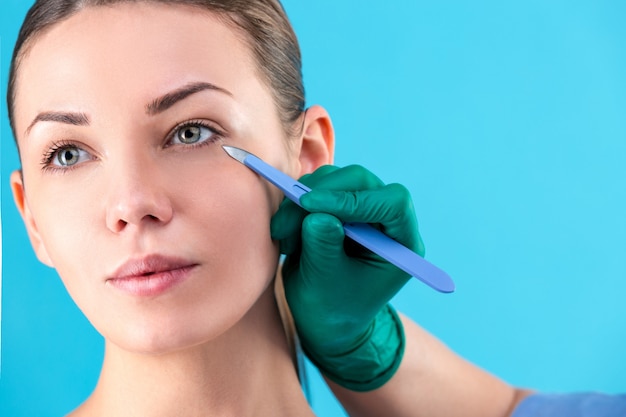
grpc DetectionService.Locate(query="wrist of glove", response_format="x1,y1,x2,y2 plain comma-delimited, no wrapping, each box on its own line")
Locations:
301,304,405,392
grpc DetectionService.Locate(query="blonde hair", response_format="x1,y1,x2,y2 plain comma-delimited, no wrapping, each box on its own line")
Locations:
275,267,308,388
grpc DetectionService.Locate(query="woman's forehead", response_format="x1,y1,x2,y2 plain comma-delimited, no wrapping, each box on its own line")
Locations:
21,2,254,81
13,2,259,133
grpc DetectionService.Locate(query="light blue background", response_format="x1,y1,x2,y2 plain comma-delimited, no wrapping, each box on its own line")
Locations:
1,1,625,416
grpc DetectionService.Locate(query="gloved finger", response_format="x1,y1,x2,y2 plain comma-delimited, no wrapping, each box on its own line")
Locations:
271,164,367,254
303,164,385,192
299,183,424,254
270,166,340,252
271,198,306,254
284,212,346,292
296,212,411,315
271,164,386,254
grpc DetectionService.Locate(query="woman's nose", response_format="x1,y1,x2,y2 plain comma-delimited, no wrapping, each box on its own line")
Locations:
105,161,173,233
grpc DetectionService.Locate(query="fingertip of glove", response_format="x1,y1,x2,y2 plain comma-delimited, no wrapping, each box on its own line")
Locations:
298,191,314,210
299,189,332,211
303,212,342,231
269,216,284,240
302,213,345,245
271,198,304,239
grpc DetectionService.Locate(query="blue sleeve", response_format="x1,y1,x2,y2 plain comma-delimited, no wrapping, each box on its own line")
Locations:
512,393,626,417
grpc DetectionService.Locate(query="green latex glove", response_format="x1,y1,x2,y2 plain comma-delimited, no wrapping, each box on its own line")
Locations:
270,165,425,391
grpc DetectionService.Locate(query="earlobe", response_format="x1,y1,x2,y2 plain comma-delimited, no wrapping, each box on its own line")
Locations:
297,105,335,176
10,171,54,267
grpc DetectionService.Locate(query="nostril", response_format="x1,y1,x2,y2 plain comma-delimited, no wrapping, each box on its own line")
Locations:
105,192,173,232
112,219,128,233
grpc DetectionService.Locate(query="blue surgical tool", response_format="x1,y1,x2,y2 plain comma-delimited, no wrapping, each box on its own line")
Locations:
222,145,455,293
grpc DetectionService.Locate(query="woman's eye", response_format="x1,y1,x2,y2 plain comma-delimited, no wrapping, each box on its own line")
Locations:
52,145,91,167
172,123,215,145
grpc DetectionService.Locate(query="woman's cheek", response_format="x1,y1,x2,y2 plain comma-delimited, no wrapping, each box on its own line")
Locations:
28,184,95,261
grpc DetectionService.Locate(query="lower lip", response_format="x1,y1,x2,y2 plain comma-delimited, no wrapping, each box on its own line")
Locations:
107,266,196,297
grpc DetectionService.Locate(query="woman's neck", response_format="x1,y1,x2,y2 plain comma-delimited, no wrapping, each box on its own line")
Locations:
71,286,314,417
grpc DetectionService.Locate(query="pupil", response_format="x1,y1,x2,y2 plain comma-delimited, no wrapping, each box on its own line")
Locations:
179,126,200,143
62,149,77,165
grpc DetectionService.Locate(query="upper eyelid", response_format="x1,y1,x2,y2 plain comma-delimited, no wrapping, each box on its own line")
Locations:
42,140,81,163
171,118,222,133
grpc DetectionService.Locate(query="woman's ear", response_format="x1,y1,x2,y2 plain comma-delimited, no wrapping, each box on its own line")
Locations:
10,171,54,267
296,105,335,176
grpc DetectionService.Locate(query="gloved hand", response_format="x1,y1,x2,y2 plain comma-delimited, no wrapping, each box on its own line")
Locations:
270,164,425,392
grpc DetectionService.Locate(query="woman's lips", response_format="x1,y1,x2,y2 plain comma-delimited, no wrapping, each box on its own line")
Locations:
106,254,198,297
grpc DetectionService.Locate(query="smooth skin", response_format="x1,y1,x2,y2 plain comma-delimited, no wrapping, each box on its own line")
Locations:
11,3,331,416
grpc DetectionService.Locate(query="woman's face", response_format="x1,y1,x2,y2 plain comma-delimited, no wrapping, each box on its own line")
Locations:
11,3,303,353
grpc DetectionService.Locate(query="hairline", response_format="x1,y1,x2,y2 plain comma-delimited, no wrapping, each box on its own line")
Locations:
9,1,302,150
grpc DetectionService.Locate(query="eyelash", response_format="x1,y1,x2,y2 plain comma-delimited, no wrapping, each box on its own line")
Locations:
40,140,82,174
40,119,225,174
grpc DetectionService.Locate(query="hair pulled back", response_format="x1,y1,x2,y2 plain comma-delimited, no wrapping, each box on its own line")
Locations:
7,0,305,138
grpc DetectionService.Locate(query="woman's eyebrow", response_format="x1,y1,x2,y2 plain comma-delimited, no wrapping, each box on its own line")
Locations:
23,82,231,137
145,81,233,115
25,111,90,136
